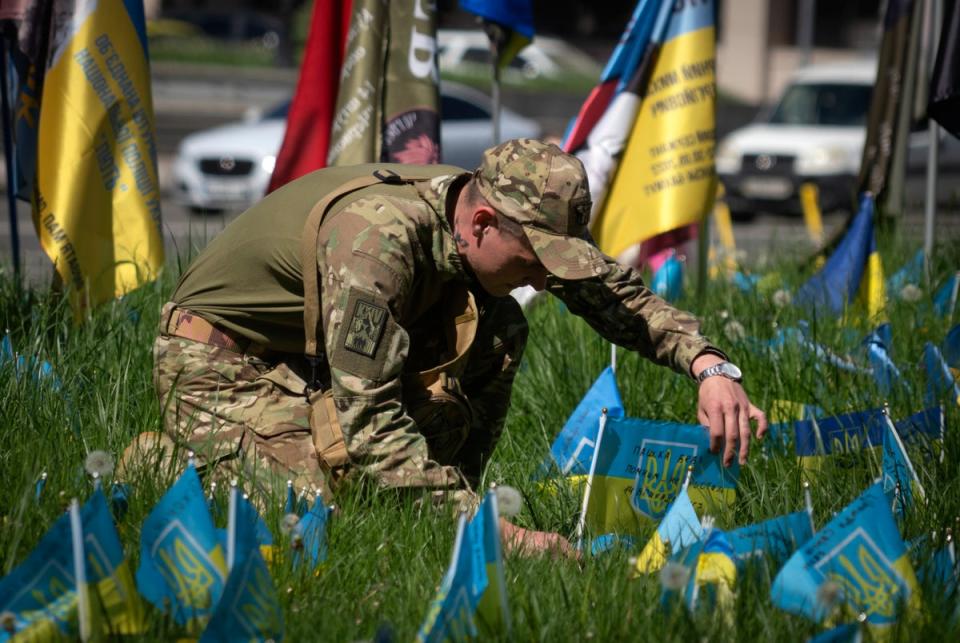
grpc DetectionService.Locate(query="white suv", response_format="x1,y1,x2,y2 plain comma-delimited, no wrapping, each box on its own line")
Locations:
716,60,876,218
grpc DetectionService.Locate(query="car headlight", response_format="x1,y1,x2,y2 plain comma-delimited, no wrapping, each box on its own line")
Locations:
261,155,277,174
795,146,849,175
714,142,740,174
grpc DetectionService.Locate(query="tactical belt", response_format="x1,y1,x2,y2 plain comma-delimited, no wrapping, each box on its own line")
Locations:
164,306,268,356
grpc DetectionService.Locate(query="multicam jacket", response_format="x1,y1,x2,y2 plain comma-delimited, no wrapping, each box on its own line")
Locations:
172,163,722,496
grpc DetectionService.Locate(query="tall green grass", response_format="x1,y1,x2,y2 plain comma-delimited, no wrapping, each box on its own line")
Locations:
1,234,959,641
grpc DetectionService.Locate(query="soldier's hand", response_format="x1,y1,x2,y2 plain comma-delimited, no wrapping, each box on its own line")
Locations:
696,376,767,467
498,517,578,559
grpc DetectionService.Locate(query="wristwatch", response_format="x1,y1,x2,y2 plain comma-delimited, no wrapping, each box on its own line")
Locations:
696,361,743,384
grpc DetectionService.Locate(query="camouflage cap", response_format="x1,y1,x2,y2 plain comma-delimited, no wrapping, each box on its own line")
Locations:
474,138,607,280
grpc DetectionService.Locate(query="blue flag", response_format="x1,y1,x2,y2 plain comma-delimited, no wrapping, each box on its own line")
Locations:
862,324,903,395
633,485,703,573
202,487,284,643
284,480,309,516
772,484,920,626
136,464,228,628
472,492,510,635
293,495,332,568
546,366,624,476
795,194,883,317
725,510,814,569
417,514,483,642
933,272,960,317
459,0,534,69
943,323,960,367
925,342,960,407
881,414,925,515
886,249,924,294
661,527,736,613
794,408,886,458
651,252,683,301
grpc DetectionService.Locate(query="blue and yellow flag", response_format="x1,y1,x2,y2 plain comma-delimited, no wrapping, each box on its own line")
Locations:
30,0,163,312
594,0,717,256
459,0,534,69
795,194,885,320
660,527,736,614
136,464,227,629
583,416,737,535
472,491,510,635
881,413,925,516
202,487,284,643
725,510,815,569
933,272,960,317
634,485,703,574
943,324,960,367
924,343,959,407
417,514,482,643
886,249,924,294
862,324,903,395
546,366,624,476
0,488,143,639
772,484,920,627
293,494,332,569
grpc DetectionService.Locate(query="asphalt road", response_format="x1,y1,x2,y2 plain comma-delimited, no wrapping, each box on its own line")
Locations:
1,66,958,286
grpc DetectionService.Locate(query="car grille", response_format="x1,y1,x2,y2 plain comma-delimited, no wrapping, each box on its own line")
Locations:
741,154,794,176
198,157,255,176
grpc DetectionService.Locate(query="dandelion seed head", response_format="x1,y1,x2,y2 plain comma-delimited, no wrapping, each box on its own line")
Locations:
659,562,691,591
723,320,746,342
494,485,523,517
84,450,114,477
772,289,792,308
280,513,300,535
899,284,922,302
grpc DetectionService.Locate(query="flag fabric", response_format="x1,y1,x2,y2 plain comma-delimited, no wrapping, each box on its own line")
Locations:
292,494,332,569
0,488,143,639
923,342,960,407
201,487,283,643
328,0,440,166
592,0,718,259
886,249,924,294
459,0,534,69
725,511,815,569
136,463,227,629
862,324,904,395
928,0,960,139
24,0,164,312
232,490,274,563
633,485,703,574
858,0,921,197
471,491,510,635
285,480,309,516
266,0,352,191
417,515,480,642
772,484,920,627
660,527,736,614
792,406,943,462
933,272,960,317
795,194,886,319
808,623,863,643
943,323,960,367
880,412,925,515
581,416,737,534
545,366,625,476
766,327,868,376
650,251,683,301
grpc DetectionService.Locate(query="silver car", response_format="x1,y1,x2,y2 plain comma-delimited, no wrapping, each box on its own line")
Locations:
172,82,542,212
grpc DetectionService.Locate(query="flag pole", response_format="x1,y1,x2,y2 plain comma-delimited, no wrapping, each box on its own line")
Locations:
0,34,21,283
924,0,943,280
227,480,238,572
484,22,503,146
70,499,92,642
575,407,608,548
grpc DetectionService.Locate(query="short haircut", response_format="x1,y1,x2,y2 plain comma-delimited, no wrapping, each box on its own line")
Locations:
465,177,526,240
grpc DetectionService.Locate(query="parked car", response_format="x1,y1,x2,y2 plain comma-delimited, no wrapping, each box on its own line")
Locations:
437,29,599,81
716,60,877,218
172,82,542,212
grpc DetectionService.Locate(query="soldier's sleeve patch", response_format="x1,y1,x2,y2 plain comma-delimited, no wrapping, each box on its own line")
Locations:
344,299,387,358
331,287,397,381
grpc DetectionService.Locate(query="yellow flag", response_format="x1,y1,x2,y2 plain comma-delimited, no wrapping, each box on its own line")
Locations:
32,0,163,312
594,1,716,258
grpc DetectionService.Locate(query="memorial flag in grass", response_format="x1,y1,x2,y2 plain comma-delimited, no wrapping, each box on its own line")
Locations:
862,324,903,395
592,0,718,258
25,0,164,312
933,271,960,317
923,342,960,407
136,464,227,629
661,527,736,614
201,486,283,643
886,249,924,294
267,0,352,191
0,488,143,639
725,510,815,569
581,416,737,534
772,484,920,628
633,485,702,574
546,366,624,476
881,412,925,515
795,193,885,320
417,490,508,641
328,0,440,166
292,494,333,569
944,323,960,367
459,0,534,69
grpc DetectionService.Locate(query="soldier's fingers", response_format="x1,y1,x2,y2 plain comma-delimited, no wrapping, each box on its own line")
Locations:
738,405,752,465
723,405,740,467
707,407,724,455
751,404,769,439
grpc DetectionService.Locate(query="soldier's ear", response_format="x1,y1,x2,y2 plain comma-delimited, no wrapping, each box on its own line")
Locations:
471,207,497,238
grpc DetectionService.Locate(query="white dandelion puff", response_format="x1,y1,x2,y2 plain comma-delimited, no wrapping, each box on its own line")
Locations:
494,485,523,517
899,284,922,302
723,320,746,342
772,289,792,308
280,513,300,535
84,450,114,478
659,562,691,591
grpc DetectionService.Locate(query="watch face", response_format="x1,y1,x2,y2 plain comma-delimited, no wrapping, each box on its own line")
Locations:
721,362,742,380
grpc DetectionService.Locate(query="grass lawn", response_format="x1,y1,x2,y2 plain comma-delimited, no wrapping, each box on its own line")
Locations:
1,232,959,640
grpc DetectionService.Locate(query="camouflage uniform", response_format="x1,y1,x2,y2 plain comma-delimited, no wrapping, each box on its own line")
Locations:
151,140,723,508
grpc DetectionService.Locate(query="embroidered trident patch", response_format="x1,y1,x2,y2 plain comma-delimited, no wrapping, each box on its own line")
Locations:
344,300,387,358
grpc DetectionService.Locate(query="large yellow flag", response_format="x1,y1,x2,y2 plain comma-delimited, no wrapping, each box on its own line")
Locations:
32,0,163,311
594,1,716,259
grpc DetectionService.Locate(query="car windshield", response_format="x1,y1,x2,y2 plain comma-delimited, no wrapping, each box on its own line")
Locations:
768,82,872,126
